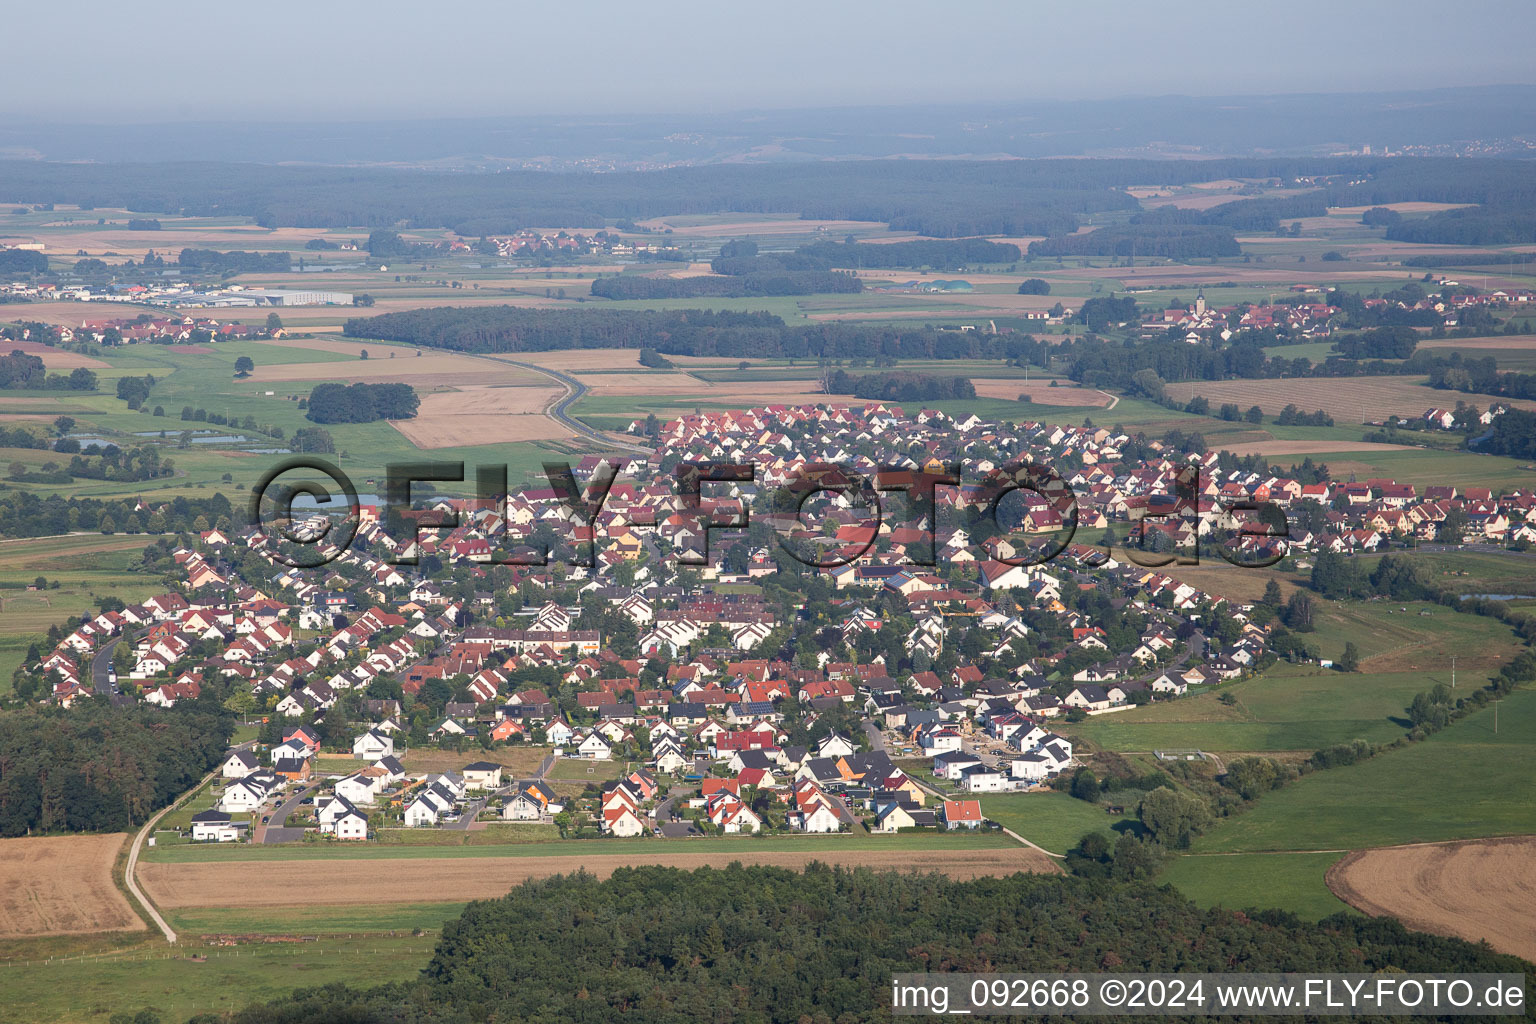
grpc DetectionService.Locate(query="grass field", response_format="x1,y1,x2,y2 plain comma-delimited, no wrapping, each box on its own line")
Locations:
1191,687,1536,853
1066,600,1524,753
1160,852,1351,921
1064,670,1430,753
979,792,1137,855
0,534,160,696
0,929,435,1024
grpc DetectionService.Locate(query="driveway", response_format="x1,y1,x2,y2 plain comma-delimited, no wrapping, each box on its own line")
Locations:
259,780,323,843
444,798,485,831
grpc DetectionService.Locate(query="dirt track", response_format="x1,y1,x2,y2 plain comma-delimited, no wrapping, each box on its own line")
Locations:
1327,837,1536,963
140,846,1058,909
0,834,143,938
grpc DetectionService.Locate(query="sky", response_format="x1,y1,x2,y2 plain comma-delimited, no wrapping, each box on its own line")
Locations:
6,0,1536,122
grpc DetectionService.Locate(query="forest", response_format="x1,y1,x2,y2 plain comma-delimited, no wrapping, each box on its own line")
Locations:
1481,407,1536,459
344,306,1029,361
0,701,233,835
824,369,976,402
220,864,1532,1024
4,155,1532,240
305,381,419,424
0,490,234,538
1028,223,1241,259
175,248,292,274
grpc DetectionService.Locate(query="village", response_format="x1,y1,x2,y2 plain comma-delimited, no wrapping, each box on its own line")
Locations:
21,395,1536,852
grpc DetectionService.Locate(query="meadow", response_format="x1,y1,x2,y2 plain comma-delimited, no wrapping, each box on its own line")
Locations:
1159,852,1351,921
1190,686,1536,853
978,791,1136,855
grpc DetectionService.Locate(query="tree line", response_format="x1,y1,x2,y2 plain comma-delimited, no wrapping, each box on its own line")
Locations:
176,248,292,274
219,863,1532,1024
344,306,1034,362
305,381,419,424
823,369,976,402
17,154,1531,240
0,701,233,835
0,490,234,539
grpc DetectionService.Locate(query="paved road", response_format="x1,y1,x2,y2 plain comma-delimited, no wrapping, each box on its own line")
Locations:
444,798,485,831
533,753,556,780
90,637,122,695
260,780,323,843
496,358,651,454
125,739,257,942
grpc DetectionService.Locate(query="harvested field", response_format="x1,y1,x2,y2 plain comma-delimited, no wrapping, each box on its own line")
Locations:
1420,334,1536,352
140,847,1058,908
0,340,107,369
251,353,545,387
1213,440,1419,457
1183,376,1536,424
0,302,160,326
1327,837,1536,963
573,372,835,407
972,378,1113,406
0,834,142,938
390,384,570,447
493,348,646,371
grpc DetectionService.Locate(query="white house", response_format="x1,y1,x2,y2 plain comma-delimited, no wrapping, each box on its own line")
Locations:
576,733,613,760
221,750,260,779
352,729,394,761
218,778,271,813
958,764,1009,792
462,761,504,790
602,805,646,837
190,810,245,842
333,808,369,840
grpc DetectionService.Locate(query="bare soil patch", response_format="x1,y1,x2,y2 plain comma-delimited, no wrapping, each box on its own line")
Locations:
1327,837,1536,963
0,340,107,368
252,353,543,387
972,378,1113,407
0,834,142,938
1419,335,1536,352
1214,440,1419,457
390,385,571,447
140,846,1059,908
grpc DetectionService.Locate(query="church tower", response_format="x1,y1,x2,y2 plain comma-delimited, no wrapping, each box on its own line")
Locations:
1195,288,1206,316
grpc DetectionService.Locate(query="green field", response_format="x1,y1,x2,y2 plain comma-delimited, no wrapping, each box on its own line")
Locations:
979,791,1136,855
1159,852,1352,921
1192,686,1536,853
1066,600,1523,754
1064,671,1433,753
0,534,162,696
0,928,434,1024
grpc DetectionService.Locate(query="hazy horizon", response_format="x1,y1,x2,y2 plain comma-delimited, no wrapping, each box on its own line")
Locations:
5,0,1535,122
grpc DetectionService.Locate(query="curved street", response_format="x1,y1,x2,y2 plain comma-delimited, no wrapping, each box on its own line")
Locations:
493,356,652,455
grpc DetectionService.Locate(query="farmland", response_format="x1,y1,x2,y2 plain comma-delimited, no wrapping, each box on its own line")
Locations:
1160,852,1351,921
1190,687,1536,854
0,834,142,938
1326,837,1536,963
1183,375,1536,424
138,839,1055,909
